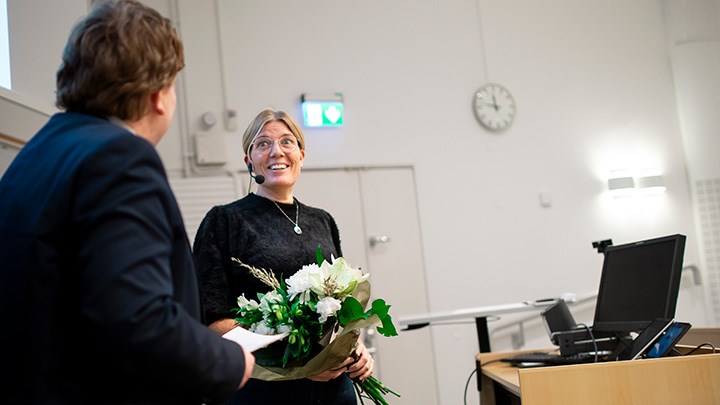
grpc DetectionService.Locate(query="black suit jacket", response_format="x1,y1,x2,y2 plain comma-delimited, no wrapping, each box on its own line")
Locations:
0,112,245,404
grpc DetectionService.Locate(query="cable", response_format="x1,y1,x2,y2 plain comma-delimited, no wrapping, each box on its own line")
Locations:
683,342,717,356
464,360,503,404
577,323,599,362
463,367,478,405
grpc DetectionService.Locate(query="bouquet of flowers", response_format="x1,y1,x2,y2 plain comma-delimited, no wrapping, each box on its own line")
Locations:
231,248,400,404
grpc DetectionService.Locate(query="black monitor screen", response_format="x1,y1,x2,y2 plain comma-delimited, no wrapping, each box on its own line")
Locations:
592,234,686,333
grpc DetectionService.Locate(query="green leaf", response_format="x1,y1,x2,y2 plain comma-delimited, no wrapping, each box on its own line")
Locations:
337,296,368,325
315,246,325,265
338,297,398,337
371,299,398,337
276,279,288,299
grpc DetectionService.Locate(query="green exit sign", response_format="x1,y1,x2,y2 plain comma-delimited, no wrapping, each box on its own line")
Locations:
301,93,344,127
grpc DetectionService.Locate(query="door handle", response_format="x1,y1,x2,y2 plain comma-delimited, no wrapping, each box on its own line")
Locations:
369,235,390,247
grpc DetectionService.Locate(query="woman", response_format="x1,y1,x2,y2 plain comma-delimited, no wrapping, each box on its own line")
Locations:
193,108,374,404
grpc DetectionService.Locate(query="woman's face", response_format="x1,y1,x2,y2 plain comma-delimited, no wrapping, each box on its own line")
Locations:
248,120,305,195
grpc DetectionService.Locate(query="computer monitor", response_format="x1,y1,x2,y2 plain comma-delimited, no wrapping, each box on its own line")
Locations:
592,234,686,334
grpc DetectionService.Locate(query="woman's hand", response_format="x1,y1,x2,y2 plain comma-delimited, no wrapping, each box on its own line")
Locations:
209,318,238,335
307,341,374,382
344,341,374,382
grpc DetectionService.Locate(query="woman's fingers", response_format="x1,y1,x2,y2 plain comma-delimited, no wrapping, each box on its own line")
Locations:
346,346,374,381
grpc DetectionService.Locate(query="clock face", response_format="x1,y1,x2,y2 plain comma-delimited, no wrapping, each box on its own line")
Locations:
473,84,516,131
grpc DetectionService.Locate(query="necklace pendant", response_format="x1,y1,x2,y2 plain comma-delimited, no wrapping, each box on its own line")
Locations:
294,225,303,235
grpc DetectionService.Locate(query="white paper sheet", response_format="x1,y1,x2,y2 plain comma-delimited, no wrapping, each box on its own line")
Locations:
222,327,288,352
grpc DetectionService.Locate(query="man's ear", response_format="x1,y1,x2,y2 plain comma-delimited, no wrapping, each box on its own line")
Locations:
149,90,166,116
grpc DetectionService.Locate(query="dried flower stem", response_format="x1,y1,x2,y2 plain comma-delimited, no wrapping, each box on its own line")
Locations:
231,257,281,289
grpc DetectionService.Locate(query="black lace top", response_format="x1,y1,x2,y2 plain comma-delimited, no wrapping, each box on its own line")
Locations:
192,192,343,325
192,193,356,404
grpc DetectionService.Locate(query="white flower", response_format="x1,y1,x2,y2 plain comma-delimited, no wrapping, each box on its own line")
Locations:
286,264,320,302
276,324,293,334
288,257,368,300
318,255,369,297
316,296,342,323
259,290,283,315
237,294,259,311
252,322,275,335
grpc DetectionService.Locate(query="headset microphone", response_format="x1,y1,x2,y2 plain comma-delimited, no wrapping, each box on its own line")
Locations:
247,163,265,184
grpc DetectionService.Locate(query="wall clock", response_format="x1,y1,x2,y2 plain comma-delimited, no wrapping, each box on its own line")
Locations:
473,83,516,132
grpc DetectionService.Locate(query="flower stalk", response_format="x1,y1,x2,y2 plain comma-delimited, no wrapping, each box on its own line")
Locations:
355,375,401,404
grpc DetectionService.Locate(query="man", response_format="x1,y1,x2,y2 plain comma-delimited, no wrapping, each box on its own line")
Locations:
0,1,254,403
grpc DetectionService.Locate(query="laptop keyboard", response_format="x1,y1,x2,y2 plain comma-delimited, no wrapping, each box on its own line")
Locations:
500,351,598,365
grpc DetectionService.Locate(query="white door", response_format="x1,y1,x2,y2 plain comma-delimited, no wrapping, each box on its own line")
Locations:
294,169,367,271
295,166,439,405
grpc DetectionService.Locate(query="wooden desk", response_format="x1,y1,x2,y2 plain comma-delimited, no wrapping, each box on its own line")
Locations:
476,348,720,404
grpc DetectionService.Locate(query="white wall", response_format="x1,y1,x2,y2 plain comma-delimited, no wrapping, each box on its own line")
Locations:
663,0,720,326
6,0,85,109
4,1,718,404
5,0,185,171
173,2,708,403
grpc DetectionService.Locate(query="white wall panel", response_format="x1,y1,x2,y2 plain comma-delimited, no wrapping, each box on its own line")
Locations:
168,174,243,245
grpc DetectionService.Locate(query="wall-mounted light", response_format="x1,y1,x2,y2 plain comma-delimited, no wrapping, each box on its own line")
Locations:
301,93,344,127
607,171,666,197
636,175,666,195
608,176,635,197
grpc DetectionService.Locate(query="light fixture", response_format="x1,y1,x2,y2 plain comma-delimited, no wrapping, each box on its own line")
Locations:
608,176,635,197
607,170,667,198
636,175,666,195
301,93,344,127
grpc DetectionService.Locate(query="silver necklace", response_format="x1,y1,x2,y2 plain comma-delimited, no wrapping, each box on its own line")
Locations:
271,199,302,235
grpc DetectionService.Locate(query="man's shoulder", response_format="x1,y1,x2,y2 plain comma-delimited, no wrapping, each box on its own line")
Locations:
37,112,141,152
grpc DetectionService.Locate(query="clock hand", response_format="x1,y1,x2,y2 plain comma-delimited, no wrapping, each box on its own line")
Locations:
492,95,499,111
